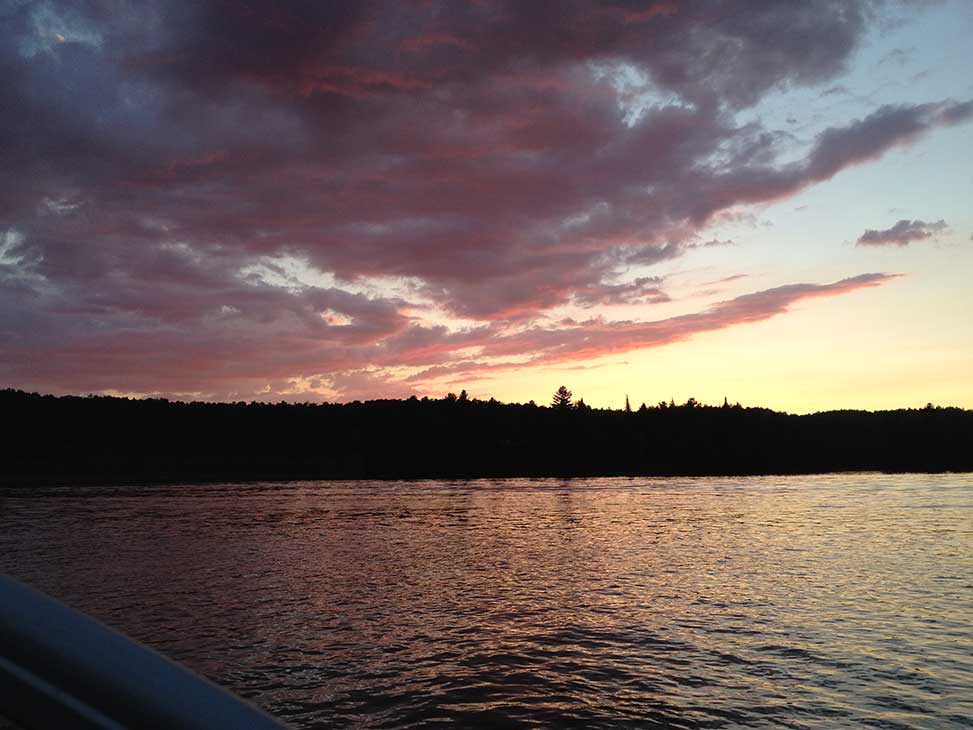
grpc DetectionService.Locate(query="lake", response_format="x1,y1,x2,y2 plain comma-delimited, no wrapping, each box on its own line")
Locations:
1,475,971,729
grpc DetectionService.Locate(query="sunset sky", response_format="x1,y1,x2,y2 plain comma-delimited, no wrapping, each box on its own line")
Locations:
2,0,971,411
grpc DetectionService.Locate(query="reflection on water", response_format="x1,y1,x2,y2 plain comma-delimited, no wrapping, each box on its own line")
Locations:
2,475,972,729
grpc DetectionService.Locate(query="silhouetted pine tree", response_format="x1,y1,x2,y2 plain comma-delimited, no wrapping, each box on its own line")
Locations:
552,385,573,409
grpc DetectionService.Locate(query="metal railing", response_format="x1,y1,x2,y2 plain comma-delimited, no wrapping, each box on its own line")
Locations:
0,575,290,729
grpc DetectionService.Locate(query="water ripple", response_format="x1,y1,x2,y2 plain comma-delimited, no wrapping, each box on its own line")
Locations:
1,474,971,728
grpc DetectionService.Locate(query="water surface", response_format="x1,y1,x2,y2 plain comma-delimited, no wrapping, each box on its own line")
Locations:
2,475,971,728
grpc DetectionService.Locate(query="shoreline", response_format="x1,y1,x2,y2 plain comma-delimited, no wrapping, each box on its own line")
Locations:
4,390,972,487
3,466,970,490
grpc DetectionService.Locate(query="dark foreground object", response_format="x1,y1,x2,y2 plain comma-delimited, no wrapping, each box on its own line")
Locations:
2,389,971,485
0,575,289,729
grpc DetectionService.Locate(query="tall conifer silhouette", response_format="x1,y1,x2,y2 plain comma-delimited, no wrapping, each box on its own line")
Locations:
551,386,573,409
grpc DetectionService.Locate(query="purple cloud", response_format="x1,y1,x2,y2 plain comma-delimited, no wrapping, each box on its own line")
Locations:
572,277,670,307
0,1,962,400
857,219,948,246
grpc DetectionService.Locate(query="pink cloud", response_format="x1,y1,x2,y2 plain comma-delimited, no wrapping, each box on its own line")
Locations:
1,271,898,401
0,2,963,400
622,3,679,24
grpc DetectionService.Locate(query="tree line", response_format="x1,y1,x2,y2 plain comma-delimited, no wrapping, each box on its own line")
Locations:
1,387,971,485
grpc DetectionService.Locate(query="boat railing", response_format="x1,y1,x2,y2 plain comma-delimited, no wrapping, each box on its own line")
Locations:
0,575,290,729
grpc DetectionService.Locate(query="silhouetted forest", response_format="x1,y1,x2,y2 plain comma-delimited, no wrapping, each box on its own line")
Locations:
1,388,971,485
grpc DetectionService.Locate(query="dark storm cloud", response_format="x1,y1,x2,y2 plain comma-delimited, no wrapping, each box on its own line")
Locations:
0,1,964,398
857,219,948,246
